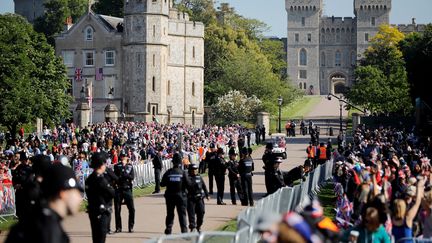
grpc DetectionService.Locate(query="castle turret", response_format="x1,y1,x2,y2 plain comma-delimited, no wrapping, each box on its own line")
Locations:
354,0,391,59
286,0,323,94
123,0,170,122
14,0,45,23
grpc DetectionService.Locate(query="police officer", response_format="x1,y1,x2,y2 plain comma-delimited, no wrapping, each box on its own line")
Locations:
152,147,163,194
113,152,135,233
214,148,227,205
161,153,190,234
103,163,119,234
6,164,83,243
262,143,274,196
205,143,217,194
238,147,254,206
186,163,209,233
86,152,115,243
12,151,33,219
268,157,285,194
226,148,244,205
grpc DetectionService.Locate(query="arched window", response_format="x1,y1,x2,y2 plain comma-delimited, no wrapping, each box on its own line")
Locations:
192,82,195,96
290,6,293,11
167,80,171,95
299,48,307,66
192,111,195,125
313,6,316,11
303,83,307,90
152,76,156,91
320,52,326,66
85,26,93,41
299,83,302,89
335,51,341,66
336,28,340,43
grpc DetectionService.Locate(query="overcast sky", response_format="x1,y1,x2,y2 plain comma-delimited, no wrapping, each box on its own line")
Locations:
1,0,431,37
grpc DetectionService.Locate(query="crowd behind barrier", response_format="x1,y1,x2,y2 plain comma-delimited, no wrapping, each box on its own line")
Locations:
148,160,334,243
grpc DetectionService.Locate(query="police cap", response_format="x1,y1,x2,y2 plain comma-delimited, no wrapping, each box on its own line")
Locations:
241,147,248,155
209,143,215,149
172,153,182,165
41,164,83,198
228,148,237,156
31,154,51,176
90,152,107,169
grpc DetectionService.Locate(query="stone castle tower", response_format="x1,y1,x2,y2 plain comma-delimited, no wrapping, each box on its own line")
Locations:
286,0,391,95
13,0,45,23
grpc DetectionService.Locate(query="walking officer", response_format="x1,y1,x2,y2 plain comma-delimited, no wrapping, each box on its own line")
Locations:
86,152,115,243
214,148,227,205
113,152,135,233
161,153,191,234
152,147,163,194
262,143,274,196
186,163,209,233
238,147,254,206
6,164,83,243
103,163,118,234
226,148,244,205
205,143,217,194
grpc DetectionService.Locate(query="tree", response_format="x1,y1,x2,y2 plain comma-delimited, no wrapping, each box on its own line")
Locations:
34,0,87,45
347,25,412,114
92,0,124,18
212,90,262,123
0,14,72,138
258,39,287,79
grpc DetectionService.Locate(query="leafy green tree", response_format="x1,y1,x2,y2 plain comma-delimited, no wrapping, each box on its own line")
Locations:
92,0,124,18
0,14,72,138
258,39,287,79
34,0,87,45
347,25,412,114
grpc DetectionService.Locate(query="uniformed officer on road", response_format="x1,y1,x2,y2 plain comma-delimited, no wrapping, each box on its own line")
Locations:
214,148,227,205
161,153,191,234
226,148,244,205
205,143,217,194
12,151,33,219
113,152,135,233
268,157,286,194
103,161,119,234
262,143,274,196
6,163,83,243
186,163,209,233
238,147,254,206
86,152,115,243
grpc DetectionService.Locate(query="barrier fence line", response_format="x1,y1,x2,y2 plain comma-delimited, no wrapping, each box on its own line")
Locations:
147,160,335,243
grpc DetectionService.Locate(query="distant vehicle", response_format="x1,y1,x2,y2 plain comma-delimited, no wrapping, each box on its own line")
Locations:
270,133,287,159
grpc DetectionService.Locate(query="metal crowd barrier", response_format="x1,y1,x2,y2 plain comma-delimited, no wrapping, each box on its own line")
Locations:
0,182,16,222
147,160,334,243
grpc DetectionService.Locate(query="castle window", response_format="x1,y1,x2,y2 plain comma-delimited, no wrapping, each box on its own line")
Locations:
153,25,156,37
360,5,363,10
305,6,308,11
307,33,311,42
192,46,195,59
85,26,93,41
295,33,299,42
152,54,155,66
299,70,307,79
167,80,171,95
192,82,195,96
335,51,341,66
294,6,297,10
371,17,376,26
336,29,340,43
299,83,302,89
105,50,115,66
152,0,157,2
83,50,95,67
321,34,325,43
321,28,325,33
303,83,306,89
351,52,357,66
299,48,307,66
365,33,369,42
152,77,156,92
137,53,143,67
313,6,316,11
301,17,305,26
320,52,326,67
368,5,371,10
62,51,74,67
384,5,387,10
290,6,293,11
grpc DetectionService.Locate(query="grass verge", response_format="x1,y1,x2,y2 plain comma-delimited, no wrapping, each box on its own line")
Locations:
217,218,237,232
282,96,322,118
317,183,336,220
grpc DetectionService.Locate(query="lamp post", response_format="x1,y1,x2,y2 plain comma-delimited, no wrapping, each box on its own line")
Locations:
327,93,366,134
278,95,283,133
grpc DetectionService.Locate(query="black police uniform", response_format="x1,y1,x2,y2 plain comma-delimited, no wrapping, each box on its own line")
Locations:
226,157,244,205
86,171,115,243
186,166,209,232
103,167,119,234
268,165,285,194
214,152,227,205
152,152,163,193
12,161,33,219
113,161,135,232
6,207,69,243
262,149,274,195
160,163,191,234
238,154,254,206
205,148,217,194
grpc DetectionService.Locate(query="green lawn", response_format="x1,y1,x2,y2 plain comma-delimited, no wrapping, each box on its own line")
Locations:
217,218,237,232
317,183,336,220
282,96,322,118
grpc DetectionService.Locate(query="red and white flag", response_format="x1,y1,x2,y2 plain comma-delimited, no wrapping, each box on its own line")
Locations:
95,67,103,81
75,68,83,82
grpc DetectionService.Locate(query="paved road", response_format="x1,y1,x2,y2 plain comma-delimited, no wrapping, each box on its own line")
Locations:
306,95,349,118
0,135,324,243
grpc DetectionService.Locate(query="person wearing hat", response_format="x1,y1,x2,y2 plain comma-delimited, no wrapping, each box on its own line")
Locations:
262,142,274,196
161,152,191,234
86,152,115,243
268,157,286,194
6,163,83,243
226,148,244,205
186,163,209,233
113,151,135,233
12,150,33,219
214,147,228,205
238,147,255,206
205,143,217,194
152,147,163,194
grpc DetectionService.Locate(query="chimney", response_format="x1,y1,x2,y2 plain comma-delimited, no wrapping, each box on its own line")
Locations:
412,18,416,25
64,16,73,31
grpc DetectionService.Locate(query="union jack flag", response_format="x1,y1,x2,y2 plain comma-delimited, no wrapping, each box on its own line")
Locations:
75,68,83,82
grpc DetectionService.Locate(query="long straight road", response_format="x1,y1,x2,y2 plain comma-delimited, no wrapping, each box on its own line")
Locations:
0,134,323,243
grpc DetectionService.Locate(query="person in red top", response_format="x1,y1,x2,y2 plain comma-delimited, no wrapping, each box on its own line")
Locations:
316,142,328,166
306,142,317,168
19,127,24,139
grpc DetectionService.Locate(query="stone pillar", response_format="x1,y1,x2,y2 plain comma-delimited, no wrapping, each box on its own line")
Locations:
76,102,91,128
104,104,119,123
352,113,361,130
36,118,43,138
257,112,270,136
